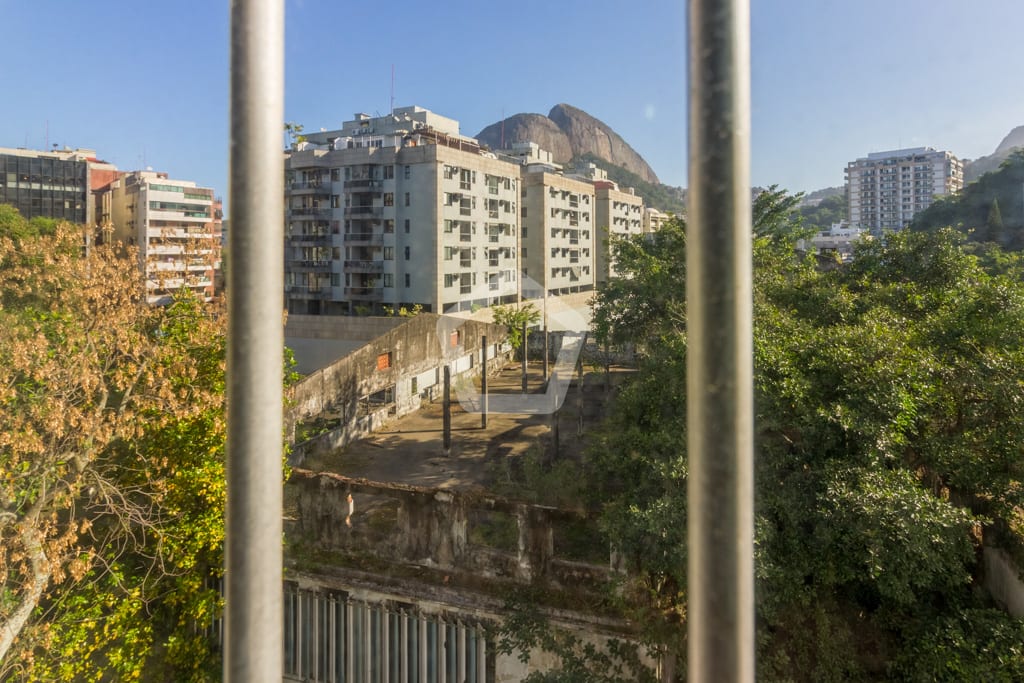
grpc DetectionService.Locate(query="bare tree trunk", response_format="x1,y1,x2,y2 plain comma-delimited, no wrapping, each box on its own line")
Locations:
0,524,51,663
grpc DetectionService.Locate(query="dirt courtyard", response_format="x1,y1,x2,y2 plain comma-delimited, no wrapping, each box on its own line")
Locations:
296,360,632,492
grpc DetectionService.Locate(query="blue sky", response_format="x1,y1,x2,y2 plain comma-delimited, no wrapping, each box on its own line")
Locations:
3,1,1023,212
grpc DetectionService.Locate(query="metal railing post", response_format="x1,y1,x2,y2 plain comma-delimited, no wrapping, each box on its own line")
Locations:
686,0,754,680
225,0,285,680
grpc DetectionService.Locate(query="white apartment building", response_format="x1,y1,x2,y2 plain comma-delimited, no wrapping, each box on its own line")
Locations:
799,222,869,262
101,170,222,304
566,161,645,286
845,147,963,234
593,184,643,285
520,170,596,298
285,106,520,315
643,207,671,233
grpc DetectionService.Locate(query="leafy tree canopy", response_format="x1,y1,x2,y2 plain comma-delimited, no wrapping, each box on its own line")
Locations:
584,195,1024,680
911,149,1024,249
492,302,541,350
0,225,230,681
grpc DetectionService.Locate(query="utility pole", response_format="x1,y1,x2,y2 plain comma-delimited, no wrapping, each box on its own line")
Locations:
521,321,528,394
481,335,488,429
550,369,560,461
443,365,451,456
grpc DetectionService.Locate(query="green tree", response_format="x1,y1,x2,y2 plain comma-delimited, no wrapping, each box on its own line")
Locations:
986,197,1005,244
798,192,847,231
0,226,231,680
586,196,1024,680
491,303,541,352
0,203,59,241
912,149,1024,249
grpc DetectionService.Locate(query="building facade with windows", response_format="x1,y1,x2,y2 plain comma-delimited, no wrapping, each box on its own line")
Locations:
519,170,596,298
285,107,521,315
101,170,222,304
593,184,643,286
0,146,116,225
845,147,963,234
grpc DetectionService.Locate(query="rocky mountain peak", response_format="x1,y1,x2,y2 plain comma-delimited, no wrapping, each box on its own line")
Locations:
476,104,659,185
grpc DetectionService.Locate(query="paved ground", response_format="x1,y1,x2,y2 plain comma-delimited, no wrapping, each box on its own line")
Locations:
299,360,629,492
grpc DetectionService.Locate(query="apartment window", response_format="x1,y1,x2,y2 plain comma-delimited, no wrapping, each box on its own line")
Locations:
383,247,394,260
377,352,392,370
384,193,394,206
404,192,410,207
522,226,528,237
405,273,410,287
384,219,395,233
330,195,340,208
404,246,410,261
330,273,340,287
404,219,410,233
521,247,527,258
330,168,340,181
383,165,394,180
404,165,411,179
383,273,393,288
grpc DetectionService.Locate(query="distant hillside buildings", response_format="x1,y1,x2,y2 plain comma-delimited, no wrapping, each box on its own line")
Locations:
0,146,222,304
284,106,667,316
846,147,963,234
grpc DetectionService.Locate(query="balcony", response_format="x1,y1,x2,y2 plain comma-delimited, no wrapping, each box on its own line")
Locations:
343,233,385,245
343,179,384,190
288,207,332,218
289,181,330,196
343,259,384,273
290,260,333,272
288,232,332,245
345,286,384,301
286,285,331,300
344,205,384,218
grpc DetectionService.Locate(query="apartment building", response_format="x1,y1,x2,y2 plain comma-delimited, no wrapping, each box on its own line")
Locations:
594,183,643,285
0,146,117,225
643,207,670,233
566,160,644,286
285,106,520,315
101,170,222,304
845,147,963,234
520,170,596,298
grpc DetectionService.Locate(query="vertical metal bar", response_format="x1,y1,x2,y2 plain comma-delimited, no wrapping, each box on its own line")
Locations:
686,0,754,680
225,1,284,681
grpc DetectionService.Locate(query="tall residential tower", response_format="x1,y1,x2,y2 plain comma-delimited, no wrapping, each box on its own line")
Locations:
845,147,963,234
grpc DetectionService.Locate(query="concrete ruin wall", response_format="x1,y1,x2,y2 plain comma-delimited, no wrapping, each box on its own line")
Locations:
286,313,510,459
289,468,609,589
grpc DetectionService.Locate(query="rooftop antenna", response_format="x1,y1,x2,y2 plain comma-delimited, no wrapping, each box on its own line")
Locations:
390,63,395,115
